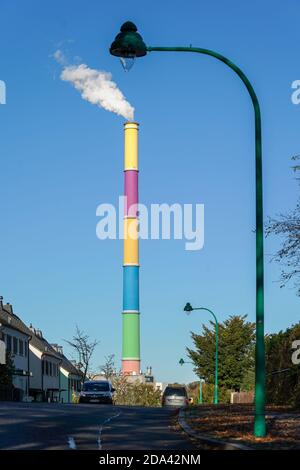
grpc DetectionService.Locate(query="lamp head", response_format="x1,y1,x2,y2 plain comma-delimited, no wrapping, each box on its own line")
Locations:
110,21,147,59
179,358,185,366
184,302,193,313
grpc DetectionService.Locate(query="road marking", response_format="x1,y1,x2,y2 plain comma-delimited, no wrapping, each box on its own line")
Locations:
67,436,77,449
98,412,121,450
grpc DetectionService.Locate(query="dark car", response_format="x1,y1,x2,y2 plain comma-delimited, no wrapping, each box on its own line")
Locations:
79,380,115,404
162,385,189,407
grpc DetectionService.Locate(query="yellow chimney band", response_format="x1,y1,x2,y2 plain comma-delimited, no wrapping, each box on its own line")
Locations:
124,122,139,170
123,217,139,265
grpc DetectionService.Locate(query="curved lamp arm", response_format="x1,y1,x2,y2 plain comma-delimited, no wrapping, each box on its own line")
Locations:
192,306,218,327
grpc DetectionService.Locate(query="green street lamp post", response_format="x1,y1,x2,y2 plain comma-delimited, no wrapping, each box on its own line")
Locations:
109,21,266,437
199,378,204,405
184,303,219,404
179,358,203,404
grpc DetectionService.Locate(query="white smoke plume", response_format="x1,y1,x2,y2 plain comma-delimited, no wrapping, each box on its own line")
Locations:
55,50,134,121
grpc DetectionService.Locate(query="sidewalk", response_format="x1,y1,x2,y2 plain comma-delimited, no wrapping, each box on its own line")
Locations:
181,405,300,450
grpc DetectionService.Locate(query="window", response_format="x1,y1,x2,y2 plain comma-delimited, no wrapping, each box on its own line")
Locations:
49,362,52,376
13,337,18,355
45,361,49,375
24,342,28,357
42,360,45,375
83,382,110,392
19,340,24,356
163,386,187,398
6,335,11,353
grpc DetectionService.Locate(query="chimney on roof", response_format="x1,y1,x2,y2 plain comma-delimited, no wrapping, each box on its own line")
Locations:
4,303,13,314
0,296,3,309
51,344,63,355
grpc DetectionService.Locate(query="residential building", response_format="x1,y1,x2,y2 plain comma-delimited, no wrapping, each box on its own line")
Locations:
0,300,31,400
51,344,82,403
0,297,82,403
28,325,62,402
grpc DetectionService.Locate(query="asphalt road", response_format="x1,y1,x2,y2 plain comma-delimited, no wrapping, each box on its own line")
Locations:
0,402,195,450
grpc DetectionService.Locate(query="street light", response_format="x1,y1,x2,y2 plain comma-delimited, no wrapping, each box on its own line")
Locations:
110,21,147,71
179,357,204,404
184,303,219,405
109,22,266,437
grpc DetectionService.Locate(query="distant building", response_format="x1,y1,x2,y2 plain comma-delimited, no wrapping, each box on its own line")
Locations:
27,325,62,402
51,344,82,403
0,300,31,400
0,338,5,365
145,366,154,383
0,297,82,403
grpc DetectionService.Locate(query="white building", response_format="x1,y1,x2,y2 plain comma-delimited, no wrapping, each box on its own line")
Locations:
27,326,62,402
0,297,82,403
0,301,31,400
51,344,82,403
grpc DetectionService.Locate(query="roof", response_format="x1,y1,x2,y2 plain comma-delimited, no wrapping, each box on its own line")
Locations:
0,305,62,360
59,354,83,377
0,307,31,339
30,335,62,360
0,303,82,377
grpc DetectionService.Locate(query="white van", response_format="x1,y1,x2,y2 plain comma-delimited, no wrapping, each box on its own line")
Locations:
79,380,115,405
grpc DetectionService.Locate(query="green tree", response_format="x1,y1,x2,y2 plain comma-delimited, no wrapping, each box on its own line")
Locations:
187,315,255,392
266,322,300,406
240,368,255,392
0,352,14,386
187,381,230,404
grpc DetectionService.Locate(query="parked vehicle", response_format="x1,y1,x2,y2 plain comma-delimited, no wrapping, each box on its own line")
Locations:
162,385,189,407
79,380,115,404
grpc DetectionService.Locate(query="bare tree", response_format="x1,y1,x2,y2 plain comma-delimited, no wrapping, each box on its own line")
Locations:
99,354,115,380
65,326,99,382
266,156,300,295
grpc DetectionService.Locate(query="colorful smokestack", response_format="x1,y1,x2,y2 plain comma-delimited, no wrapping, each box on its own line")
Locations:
122,122,140,375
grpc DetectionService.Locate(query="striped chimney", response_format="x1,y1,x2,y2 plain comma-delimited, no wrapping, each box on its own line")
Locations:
122,122,140,375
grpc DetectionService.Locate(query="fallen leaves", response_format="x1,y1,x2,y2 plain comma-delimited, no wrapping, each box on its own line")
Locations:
185,405,300,449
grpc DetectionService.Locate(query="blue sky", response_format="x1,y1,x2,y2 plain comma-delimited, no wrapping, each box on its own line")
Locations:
0,0,299,384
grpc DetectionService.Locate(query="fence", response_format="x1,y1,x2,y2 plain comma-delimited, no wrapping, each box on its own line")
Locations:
230,391,254,404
